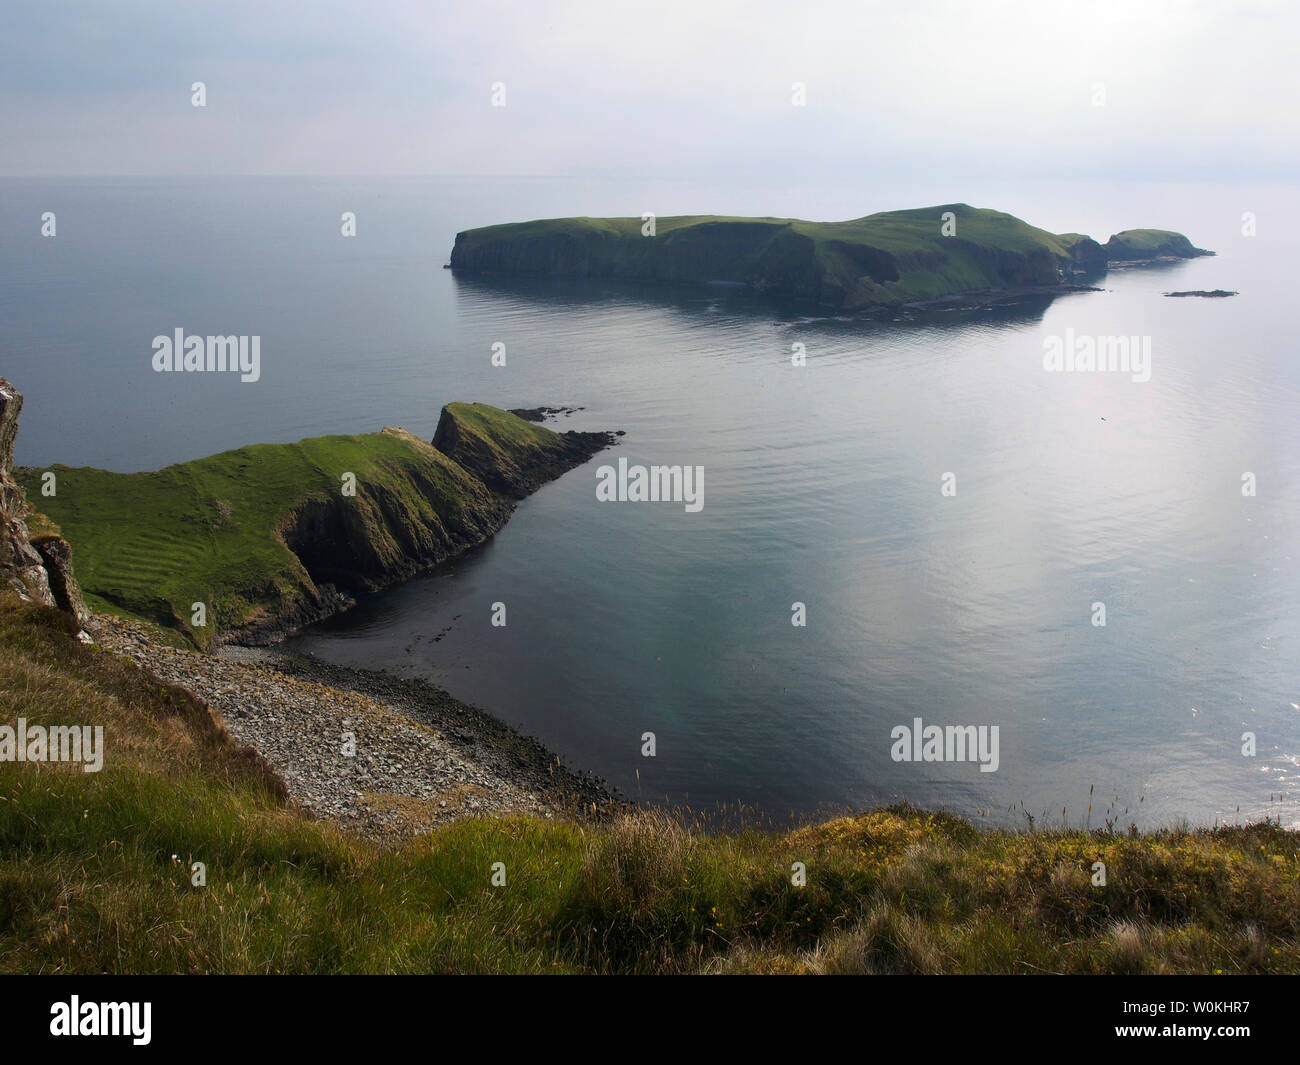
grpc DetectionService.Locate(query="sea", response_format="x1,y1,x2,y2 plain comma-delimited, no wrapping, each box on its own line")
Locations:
2,173,1297,828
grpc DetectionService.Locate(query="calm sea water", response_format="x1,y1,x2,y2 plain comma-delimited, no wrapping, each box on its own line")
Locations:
2,175,1297,828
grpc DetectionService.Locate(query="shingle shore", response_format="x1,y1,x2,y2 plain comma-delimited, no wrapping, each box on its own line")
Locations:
93,615,621,841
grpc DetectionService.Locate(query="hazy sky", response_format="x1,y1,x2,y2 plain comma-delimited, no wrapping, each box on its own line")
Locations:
2,0,1296,180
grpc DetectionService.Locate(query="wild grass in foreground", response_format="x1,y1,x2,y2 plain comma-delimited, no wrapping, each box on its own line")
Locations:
0,596,1295,974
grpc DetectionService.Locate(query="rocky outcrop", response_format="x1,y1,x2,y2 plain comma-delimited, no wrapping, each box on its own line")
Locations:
1056,233,1110,273
31,534,90,624
0,379,87,626
432,402,617,500
1104,229,1214,263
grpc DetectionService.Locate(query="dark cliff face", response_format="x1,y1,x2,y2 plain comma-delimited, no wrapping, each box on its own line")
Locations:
951,240,1063,287
1059,235,1110,274
277,441,512,598
0,379,88,625
225,422,540,645
450,220,828,301
431,403,616,500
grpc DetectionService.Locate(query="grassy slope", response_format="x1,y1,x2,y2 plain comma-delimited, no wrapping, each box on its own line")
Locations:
442,400,575,456
455,205,1070,253
14,412,541,648
0,596,1296,975
795,205,1072,305
452,204,1093,309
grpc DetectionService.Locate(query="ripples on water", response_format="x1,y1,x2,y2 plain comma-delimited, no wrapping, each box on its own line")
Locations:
294,264,1300,829
2,177,1296,828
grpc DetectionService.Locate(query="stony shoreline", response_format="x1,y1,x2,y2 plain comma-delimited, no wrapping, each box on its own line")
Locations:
93,614,624,842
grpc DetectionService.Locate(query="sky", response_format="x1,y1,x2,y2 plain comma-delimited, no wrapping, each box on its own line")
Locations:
1,0,1296,181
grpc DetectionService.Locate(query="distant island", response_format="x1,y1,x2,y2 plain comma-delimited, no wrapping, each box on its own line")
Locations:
450,203,1213,314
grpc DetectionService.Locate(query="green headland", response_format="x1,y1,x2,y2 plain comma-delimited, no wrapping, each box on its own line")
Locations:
16,403,614,648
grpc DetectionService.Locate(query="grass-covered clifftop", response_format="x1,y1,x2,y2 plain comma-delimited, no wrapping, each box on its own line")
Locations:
16,404,612,648
449,203,1209,312
1104,228,1215,262
0,595,1295,974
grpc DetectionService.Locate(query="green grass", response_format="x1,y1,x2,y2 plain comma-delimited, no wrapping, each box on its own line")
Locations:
13,407,563,648
456,205,1072,256
1109,229,1184,251
442,401,570,453
0,596,1295,974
